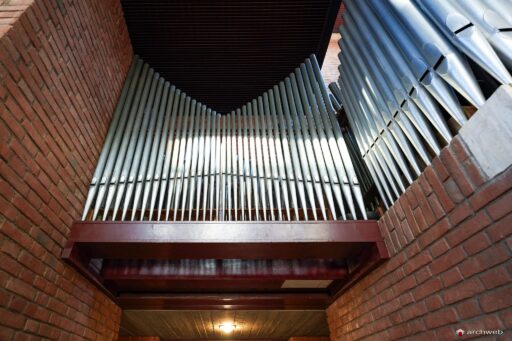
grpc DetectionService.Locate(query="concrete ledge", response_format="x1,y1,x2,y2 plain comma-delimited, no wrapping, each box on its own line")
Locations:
459,85,512,179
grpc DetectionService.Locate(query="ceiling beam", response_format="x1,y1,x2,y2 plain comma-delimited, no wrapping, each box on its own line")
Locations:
61,220,388,309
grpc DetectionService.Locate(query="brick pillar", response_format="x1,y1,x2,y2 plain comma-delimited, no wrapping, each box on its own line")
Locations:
327,86,512,339
0,0,132,339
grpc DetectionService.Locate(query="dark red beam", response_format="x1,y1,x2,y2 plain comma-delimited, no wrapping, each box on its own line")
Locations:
102,259,348,279
63,220,382,260
117,293,331,310
102,259,348,293
61,220,388,309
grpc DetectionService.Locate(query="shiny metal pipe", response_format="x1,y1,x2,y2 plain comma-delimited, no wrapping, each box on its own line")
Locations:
83,56,369,221
82,56,141,220
360,0,467,127
384,0,485,108
450,0,512,68
414,0,512,85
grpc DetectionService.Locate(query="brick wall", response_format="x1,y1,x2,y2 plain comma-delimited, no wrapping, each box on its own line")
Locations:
332,2,345,32
0,0,132,339
327,130,512,339
117,337,161,341
320,34,340,87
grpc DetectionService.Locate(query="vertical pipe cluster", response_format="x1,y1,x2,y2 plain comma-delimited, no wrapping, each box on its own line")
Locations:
82,55,368,221
334,0,512,208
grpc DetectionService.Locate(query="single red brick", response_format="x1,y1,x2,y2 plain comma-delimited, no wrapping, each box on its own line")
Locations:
425,294,444,311
424,166,454,212
0,252,22,277
404,240,420,261
445,210,491,247
424,307,458,329
469,167,512,212
414,267,431,284
417,218,451,250
486,213,512,243
443,178,465,204
432,157,449,181
442,278,484,304
435,326,460,340
413,206,429,232
398,292,414,307
480,286,512,313
430,246,465,275
474,243,510,270
412,277,443,301
399,301,428,322
450,136,469,162
440,267,464,287
394,200,406,221
427,193,445,221
383,208,397,233
500,309,512,329
1,35,19,62
463,158,487,188
394,276,417,296
390,230,401,254
5,278,35,301
0,45,21,81
405,185,419,209
479,266,512,290
459,243,510,278
463,233,491,255
440,147,475,197
402,196,421,237
418,173,433,196
404,251,432,276
448,201,473,226
455,299,481,319
0,307,26,329
430,238,450,258
394,220,410,249
399,219,415,244
487,190,512,221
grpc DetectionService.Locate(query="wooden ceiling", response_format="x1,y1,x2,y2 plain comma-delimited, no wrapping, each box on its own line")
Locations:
120,0,341,112
120,310,329,339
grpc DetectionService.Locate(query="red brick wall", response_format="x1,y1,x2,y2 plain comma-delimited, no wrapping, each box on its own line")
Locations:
117,337,161,341
0,0,132,339
327,135,512,340
332,2,345,32
320,34,340,86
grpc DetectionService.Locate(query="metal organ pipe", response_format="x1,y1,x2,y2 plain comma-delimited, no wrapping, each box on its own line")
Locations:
82,55,367,221
334,0,512,206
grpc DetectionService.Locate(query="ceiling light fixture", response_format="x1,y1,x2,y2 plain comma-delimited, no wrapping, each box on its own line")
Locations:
219,324,236,334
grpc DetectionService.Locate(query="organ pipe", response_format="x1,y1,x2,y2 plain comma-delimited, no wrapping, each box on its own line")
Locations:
334,0,512,208
82,55,368,221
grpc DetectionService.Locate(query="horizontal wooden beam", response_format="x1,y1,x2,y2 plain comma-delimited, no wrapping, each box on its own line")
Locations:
64,220,382,259
103,259,348,294
102,259,348,279
117,293,332,310
61,220,388,309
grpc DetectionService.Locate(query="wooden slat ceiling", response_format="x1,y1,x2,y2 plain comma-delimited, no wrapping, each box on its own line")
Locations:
120,0,341,112
120,310,329,339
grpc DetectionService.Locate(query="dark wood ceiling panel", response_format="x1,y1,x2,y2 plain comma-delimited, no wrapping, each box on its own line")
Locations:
120,0,341,112
120,310,329,339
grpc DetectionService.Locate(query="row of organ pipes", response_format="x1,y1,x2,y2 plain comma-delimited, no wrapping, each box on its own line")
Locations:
82,55,369,222
332,0,512,208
